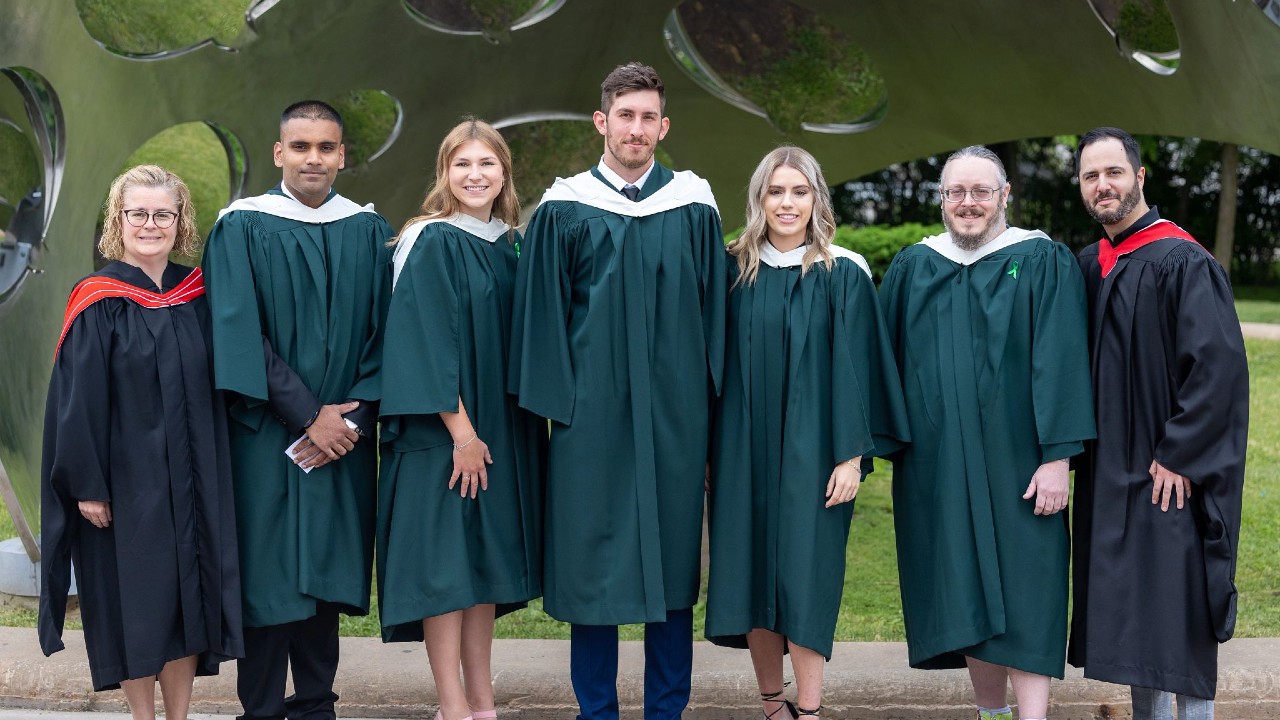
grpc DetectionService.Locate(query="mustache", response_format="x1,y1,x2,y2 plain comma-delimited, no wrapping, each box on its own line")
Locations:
1094,190,1122,203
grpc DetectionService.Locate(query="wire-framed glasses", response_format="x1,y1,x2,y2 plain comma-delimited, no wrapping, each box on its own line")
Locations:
122,208,179,228
940,187,998,203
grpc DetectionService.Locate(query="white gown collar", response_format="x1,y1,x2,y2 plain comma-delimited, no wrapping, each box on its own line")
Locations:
759,240,873,278
218,185,375,224
920,226,1046,265
391,214,511,289
538,168,718,218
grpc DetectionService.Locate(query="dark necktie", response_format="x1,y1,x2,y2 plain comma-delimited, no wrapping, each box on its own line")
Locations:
622,184,639,201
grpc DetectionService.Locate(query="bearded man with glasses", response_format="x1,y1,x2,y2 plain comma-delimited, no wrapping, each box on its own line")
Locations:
879,145,1095,720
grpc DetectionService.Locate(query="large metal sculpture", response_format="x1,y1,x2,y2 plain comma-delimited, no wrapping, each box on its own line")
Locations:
1,0,1278,564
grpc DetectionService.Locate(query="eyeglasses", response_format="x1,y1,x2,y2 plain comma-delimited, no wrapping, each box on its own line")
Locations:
940,187,999,203
122,208,179,228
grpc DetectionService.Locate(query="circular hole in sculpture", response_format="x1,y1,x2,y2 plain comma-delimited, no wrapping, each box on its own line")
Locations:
1086,0,1182,75
74,0,247,57
664,0,887,134
329,89,403,171
403,0,565,43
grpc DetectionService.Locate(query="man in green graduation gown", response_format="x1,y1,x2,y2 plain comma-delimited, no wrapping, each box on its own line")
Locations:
509,62,725,720
879,146,1094,720
203,100,392,720
1069,127,1248,720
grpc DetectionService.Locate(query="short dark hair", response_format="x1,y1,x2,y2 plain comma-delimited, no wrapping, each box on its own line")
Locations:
600,62,665,114
280,100,344,136
1076,127,1141,174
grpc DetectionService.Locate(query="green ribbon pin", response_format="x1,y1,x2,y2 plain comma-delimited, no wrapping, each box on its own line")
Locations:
1007,261,1019,279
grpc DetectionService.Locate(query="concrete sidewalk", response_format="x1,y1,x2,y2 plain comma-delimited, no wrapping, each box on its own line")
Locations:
1241,321,1280,340
2,628,1278,719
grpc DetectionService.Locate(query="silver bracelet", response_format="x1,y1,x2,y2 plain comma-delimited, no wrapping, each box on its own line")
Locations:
454,433,478,451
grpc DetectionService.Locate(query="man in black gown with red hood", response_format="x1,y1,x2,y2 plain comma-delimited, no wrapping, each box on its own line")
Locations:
1069,126,1249,720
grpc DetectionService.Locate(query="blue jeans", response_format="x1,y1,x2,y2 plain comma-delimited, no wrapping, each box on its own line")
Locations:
570,608,694,720
1131,686,1214,720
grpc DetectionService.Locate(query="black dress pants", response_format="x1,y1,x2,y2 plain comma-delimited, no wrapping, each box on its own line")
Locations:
237,603,340,720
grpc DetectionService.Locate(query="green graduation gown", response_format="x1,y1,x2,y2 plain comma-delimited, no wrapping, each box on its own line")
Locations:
879,228,1094,677
377,216,545,642
706,245,910,659
203,187,392,627
509,163,725,624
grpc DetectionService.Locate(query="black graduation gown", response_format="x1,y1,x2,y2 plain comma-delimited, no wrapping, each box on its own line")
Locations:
1069,212,1249,699
39,261,243,691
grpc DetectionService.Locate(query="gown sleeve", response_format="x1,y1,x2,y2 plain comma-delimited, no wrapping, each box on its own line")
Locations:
202,211,270,404
38,302,113,655
693,205,727,398
379,226,462,419
831,261,910,469
343,214,394,433
508,202,577,425
1153,246,1249,485
1030,242,1095,463
1153,245,1248,641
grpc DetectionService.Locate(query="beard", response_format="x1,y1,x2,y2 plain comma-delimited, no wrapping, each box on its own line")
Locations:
1085,182,1143,226
605,132,655,170
942,195,1008,251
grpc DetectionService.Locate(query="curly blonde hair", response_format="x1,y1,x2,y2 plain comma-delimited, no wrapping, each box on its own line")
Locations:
98,164,200,260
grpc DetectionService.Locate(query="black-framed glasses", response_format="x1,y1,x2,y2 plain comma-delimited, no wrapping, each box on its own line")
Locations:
941,187,998,203
122,208,179,228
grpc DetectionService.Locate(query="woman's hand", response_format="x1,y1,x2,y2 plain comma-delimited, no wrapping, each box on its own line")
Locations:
825,457,863,508
450,435,493,499
78,500,112,528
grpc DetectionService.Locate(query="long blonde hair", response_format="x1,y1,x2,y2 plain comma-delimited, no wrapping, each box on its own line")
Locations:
727,145,836,287
393,117,520,244
98,164,200,260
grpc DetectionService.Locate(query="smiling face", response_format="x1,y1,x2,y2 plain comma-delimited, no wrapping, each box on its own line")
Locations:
762,164,814,251
594,89,669,180
1078,137,1147,232
119,185,179,269
940,155,1010,251
447,139,505,222
274,117,344,208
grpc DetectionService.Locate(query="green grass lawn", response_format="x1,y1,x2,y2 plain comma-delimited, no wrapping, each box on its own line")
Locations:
5,343,1279,639
1236,285,1280,324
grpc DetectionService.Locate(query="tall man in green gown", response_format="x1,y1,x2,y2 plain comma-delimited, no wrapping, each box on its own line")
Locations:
509,62,725,720
203,100,393,720
879,146,1095,720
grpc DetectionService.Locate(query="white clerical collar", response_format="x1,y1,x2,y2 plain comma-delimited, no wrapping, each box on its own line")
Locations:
920,226,1046,265
391,213,511,289
539,168,718,219
760,240,872,278
218,184,376,224
596,156,655,194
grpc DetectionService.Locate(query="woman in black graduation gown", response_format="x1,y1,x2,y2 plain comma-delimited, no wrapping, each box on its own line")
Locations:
707,146,909,720
377,119,543,720
39,165,242,719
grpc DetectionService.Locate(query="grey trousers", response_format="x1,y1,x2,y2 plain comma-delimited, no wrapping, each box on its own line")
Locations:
1131,686,1214,720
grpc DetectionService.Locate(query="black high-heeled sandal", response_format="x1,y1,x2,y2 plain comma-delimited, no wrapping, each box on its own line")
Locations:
760,688,798,720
